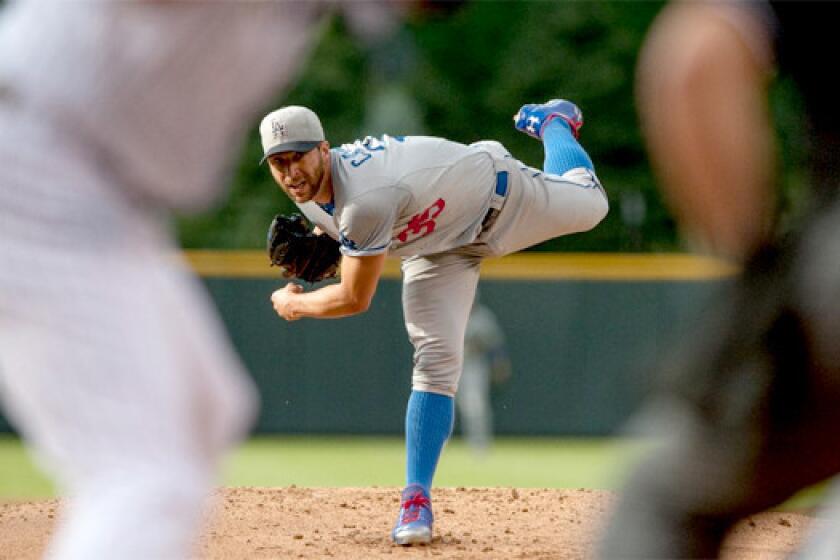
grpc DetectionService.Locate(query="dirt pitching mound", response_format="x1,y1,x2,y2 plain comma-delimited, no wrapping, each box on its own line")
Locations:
0,487,813,559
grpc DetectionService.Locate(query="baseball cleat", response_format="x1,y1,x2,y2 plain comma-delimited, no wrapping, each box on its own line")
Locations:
513,99,584,140
391,484,434,545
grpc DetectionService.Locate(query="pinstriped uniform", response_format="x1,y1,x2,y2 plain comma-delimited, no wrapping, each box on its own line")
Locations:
0,2,326,559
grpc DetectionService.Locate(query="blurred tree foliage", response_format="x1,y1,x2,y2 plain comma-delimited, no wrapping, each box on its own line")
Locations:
177,0,807,253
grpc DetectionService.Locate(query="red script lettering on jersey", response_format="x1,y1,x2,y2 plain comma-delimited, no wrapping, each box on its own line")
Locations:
396,198,446,243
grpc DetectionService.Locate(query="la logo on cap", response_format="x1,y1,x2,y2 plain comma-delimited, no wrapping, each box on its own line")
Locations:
272,120,286,140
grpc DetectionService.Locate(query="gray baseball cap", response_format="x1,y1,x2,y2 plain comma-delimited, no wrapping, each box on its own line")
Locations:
259,106,325,164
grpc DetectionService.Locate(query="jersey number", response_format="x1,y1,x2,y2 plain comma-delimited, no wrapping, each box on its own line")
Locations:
338,135,404,167
397,198,446,243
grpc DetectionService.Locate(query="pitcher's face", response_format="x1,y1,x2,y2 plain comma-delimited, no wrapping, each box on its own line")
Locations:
268,143,328,204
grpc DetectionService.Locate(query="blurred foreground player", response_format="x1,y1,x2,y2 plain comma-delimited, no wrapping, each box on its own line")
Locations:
0,2,339,558
600,2,840,558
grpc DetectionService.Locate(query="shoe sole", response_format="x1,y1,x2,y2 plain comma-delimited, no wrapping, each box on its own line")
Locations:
392,526,432,545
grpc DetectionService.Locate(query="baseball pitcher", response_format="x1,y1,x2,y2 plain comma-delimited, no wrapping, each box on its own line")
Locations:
262,100,608,545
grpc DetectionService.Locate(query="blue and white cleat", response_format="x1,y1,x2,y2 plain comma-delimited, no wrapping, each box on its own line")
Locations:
391,484,434,545
513,98,584,140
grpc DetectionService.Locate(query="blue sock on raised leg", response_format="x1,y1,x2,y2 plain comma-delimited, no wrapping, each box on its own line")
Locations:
405,390,454,491
542,118,594,175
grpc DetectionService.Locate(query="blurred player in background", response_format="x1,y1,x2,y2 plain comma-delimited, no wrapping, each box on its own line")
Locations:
599,2,840,558
458,294,512,456
263,97,608,545
0,1,386,558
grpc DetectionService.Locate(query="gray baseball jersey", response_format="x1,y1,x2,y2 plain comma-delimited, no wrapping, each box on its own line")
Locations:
298,135,497,257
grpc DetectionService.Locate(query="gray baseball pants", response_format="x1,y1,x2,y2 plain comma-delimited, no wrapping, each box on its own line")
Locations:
402,141,608,396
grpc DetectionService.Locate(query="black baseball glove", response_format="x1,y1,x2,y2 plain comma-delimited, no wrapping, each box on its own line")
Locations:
266,213,341,283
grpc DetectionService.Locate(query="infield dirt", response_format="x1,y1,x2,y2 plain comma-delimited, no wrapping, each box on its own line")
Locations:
0,487,814,559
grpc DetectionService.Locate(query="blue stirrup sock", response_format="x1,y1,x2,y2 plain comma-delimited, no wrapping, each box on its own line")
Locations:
542,118,594,175
405,390,454,492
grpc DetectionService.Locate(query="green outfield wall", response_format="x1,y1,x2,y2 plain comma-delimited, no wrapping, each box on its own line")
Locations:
0,252,735,436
